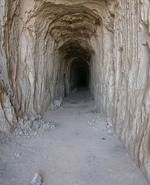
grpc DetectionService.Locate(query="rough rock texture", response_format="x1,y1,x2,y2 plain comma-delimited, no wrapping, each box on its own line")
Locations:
113,0,150,181
0,0,150,182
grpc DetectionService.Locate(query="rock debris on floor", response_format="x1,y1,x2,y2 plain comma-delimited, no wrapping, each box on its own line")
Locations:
0,92,149,185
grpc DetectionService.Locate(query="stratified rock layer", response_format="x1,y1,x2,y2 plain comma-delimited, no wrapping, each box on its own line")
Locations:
0,0,150,182
113,0,150,180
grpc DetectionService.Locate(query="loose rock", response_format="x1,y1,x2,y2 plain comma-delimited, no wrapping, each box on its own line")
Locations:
31,173,42,185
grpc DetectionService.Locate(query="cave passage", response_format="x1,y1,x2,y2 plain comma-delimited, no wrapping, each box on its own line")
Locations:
0,2,150,184
59,41,93,99
70,61,90,91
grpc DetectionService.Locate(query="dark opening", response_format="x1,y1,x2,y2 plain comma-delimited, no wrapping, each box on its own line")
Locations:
59,41,92,98
70,61,90,91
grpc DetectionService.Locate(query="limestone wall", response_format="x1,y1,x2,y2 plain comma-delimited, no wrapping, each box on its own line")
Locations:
0,0,150,182
112,0,150,181
0,0,19,132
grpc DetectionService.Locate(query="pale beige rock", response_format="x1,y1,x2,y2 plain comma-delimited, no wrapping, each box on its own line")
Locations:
0,0,149,182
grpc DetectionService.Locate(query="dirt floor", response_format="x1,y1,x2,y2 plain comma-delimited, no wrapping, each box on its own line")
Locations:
0,91,149,185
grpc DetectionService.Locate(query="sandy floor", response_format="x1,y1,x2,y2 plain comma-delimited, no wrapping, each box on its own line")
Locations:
0,91,149,185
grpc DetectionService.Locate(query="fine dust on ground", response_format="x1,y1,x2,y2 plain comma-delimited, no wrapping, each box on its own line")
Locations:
0,90,149,185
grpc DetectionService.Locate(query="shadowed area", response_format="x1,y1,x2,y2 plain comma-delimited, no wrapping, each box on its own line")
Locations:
0,0,150,183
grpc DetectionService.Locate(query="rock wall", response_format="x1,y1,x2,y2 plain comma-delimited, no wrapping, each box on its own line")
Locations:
0,0,150,182
112,0,150,181
0,0,19,132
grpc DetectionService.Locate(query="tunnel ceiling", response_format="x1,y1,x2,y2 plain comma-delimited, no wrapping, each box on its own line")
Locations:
59,41,93,61
35,3,101,43
34,2,102,60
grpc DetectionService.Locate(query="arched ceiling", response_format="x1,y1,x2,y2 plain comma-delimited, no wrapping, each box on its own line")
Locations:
35,3,101,40
59,41,93,61
33,2,102,61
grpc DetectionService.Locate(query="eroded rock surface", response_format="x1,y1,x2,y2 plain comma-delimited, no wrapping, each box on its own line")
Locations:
0,0,150,182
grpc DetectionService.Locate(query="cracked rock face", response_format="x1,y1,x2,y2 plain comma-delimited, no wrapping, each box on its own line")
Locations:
0,0,150,182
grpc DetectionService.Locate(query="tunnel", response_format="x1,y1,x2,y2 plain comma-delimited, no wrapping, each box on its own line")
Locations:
0,1,150,183
30,3,101,102
58,40,92,97
70,61,90,90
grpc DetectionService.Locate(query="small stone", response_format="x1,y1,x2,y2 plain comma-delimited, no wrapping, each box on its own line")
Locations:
24,116,28,121
25,120,32,128
30,116,36,121
106,118,113,128
31,173,42,185
36,115,42,120
18,119,24,126
17,130,23,135
33,131,38,135
15,152,21,157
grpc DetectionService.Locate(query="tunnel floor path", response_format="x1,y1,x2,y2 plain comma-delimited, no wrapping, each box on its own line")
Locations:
0,90,149,185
